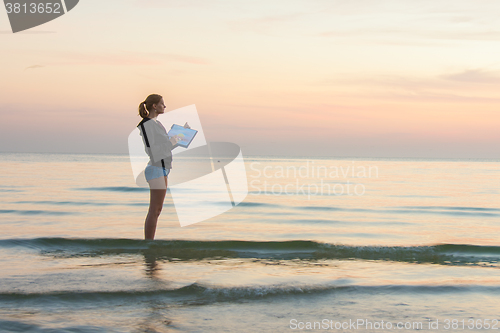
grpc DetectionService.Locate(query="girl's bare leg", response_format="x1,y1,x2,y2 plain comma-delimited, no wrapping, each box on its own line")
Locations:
145,176,168,240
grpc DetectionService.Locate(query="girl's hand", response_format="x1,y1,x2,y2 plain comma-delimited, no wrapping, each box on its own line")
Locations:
183,122,191,129
169,135,181,145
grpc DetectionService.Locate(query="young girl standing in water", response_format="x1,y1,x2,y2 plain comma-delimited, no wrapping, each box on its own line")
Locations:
137,94,189,240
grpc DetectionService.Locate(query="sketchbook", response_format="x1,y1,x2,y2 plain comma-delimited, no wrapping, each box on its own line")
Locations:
167,124,198,148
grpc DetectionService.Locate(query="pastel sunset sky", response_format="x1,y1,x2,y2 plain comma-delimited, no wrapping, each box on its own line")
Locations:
1,0,499,158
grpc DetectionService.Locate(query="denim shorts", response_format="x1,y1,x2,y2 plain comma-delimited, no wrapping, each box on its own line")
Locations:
145,165,171,182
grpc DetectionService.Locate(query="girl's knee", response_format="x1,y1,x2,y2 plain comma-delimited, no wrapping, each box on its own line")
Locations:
150,207,162,217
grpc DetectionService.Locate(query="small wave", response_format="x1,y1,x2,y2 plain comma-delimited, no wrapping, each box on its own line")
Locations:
0,189,22,193
297,206,391,214
14,200,149,207
0,319,117,333
1,238,499,265
0,209,75,216
0,283,343,302
76,186,149,192
237,201,279,208
16,200,113,206
399,206,500,212
296,205,500,217
1,283,499,303
437,244,500,256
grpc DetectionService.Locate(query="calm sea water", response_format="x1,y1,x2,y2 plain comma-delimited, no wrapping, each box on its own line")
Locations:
0,152,499,332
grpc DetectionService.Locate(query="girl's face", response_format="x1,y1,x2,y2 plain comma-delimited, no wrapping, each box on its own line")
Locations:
155,98,166,114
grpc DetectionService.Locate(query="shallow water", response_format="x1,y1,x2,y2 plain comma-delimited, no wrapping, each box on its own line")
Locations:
0,153,499,332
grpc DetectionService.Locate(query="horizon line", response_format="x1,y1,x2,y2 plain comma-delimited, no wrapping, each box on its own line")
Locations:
0,151,499,162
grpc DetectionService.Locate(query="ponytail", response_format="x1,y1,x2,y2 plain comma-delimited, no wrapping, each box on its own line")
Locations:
138,94,162,118
138,101,149,118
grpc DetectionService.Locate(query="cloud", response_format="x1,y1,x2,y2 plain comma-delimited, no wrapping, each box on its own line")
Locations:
135,0,218,8
0,30,56,34
150,53,210,65
23,51,210,67
227,13,307,34
44,52,161,66
441,69,500,84
315,69,500,88
312,70,500,103
312,1,500,44
24,65,45,71
448,16,475,24
317,28,500,43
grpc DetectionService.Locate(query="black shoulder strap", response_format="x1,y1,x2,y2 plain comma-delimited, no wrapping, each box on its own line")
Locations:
138,119,151,148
